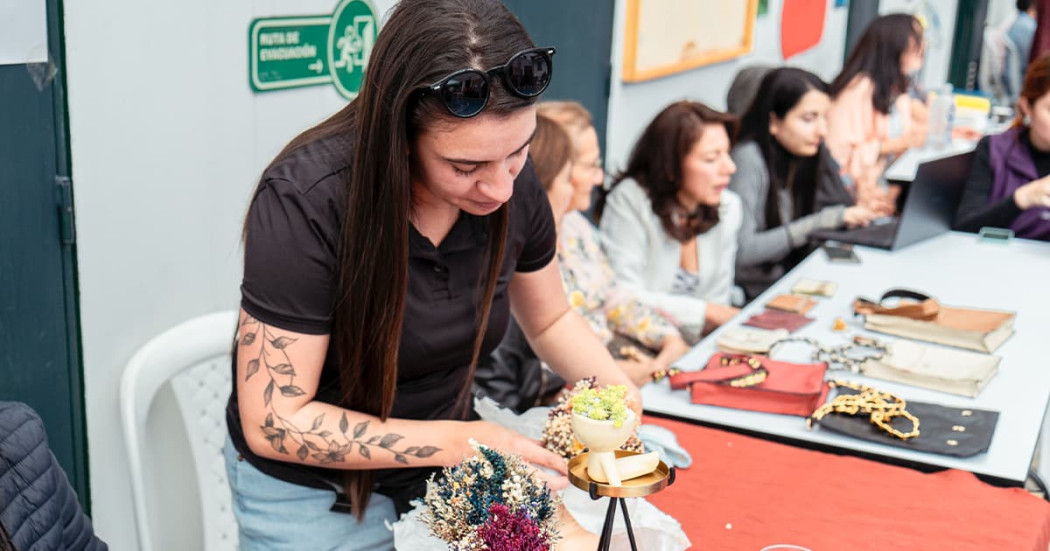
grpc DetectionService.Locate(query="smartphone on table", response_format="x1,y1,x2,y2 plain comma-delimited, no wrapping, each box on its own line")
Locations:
822,241,860,264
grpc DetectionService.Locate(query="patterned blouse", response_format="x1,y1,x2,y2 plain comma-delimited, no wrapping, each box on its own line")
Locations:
559,211,680,350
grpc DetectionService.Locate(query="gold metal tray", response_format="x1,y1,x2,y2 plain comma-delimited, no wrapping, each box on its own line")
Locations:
567,450,674,498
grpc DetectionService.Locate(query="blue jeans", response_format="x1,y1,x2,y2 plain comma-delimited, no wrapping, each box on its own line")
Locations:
223,437,397,550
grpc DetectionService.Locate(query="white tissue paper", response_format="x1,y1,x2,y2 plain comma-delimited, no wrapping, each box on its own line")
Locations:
390,397,690,550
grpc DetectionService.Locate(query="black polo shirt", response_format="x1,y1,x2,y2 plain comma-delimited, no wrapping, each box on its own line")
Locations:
226,130,556,504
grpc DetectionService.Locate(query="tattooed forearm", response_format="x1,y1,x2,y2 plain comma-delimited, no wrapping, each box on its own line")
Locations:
239,316,441,465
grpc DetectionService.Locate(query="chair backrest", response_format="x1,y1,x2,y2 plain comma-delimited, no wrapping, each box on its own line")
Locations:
120,311,239,551
725,64,775,116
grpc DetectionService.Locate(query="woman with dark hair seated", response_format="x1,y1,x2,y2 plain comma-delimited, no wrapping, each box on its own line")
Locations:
732,67,877,299
955,53,1050,241
600,101,742,338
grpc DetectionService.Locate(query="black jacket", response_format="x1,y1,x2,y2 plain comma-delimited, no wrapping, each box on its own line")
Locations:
473,319,565,414
0,401,107,550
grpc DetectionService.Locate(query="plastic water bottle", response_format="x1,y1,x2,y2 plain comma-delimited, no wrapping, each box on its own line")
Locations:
926,84,954,149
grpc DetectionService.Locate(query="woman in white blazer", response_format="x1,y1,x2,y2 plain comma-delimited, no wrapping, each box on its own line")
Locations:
600,101,742,338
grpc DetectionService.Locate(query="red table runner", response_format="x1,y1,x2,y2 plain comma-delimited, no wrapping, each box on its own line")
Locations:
644,416,1050,550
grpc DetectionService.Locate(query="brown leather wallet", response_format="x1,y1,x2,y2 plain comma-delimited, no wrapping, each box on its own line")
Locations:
766,294,818,315
742,309,814,333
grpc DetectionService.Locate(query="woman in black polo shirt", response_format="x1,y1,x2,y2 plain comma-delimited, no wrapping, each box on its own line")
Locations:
223,0,637,548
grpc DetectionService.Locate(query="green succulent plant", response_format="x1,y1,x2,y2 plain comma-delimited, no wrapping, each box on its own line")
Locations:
571,384,630,428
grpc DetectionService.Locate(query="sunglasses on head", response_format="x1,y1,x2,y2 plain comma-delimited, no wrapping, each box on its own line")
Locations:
421,47,556,118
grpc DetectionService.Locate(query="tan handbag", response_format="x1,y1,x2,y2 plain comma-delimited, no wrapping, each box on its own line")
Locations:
859,340,1001,398
853,289,1015,353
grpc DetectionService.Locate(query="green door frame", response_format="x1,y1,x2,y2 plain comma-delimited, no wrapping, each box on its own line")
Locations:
0,0,89,511
48,0,90,512
948,0,990,90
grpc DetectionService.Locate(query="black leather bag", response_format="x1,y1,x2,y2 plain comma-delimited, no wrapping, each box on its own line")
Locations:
814,387,999,458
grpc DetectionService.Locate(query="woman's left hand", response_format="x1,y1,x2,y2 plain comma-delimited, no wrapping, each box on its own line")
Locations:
615,359,657,388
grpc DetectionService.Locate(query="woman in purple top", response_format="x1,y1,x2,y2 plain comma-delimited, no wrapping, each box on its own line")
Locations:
955,54,1050,241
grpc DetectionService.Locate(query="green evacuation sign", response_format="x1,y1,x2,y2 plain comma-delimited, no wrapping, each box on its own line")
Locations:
249,17,332,91
248,0,379,99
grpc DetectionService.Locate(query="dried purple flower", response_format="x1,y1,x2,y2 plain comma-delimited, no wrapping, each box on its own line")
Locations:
477,503,549,551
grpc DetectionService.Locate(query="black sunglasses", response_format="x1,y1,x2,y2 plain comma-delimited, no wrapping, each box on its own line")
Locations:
421,47,556,118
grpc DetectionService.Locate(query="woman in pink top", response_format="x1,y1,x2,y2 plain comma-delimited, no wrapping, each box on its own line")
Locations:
826,13,927,214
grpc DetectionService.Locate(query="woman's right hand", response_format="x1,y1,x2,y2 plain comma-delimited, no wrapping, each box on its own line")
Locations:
468,420,569,491
1014,177,1050,210
842,205,878,228
704,304,740,330
857,190,896,217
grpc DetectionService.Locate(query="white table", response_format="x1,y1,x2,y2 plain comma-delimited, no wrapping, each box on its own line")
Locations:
642,232,1050,485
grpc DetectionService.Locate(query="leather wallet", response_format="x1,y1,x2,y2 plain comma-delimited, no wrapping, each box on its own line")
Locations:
766,294,818,315
792,279,838,297
742,309,814,333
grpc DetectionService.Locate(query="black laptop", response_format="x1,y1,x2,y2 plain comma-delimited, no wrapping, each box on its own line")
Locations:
811,151,974,250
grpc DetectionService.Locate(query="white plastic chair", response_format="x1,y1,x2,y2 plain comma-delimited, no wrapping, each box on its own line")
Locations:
121,311,240,551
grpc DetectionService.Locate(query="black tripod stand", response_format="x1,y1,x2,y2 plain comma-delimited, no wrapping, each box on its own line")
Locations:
586,466,676,551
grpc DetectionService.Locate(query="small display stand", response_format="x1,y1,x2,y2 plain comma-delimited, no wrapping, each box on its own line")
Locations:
567,450,676,551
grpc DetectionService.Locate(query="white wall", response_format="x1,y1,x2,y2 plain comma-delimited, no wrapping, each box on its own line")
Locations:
64,0,395,549
605,0,851,172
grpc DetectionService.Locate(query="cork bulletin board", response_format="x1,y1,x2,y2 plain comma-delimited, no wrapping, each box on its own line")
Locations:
622,0,759,82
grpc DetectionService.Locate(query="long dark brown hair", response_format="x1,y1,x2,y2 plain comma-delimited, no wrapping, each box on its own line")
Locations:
831,13,922,114
605,101,737,241
255,0,538,516
738,67,830,230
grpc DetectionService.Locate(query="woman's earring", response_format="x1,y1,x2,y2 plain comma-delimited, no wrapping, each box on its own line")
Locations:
1024,114,1032,126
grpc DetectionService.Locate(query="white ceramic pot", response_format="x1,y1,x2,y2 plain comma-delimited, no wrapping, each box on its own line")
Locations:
571,409,636,486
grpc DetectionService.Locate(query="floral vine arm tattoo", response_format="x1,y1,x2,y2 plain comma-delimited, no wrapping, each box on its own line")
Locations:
238,314,441,465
